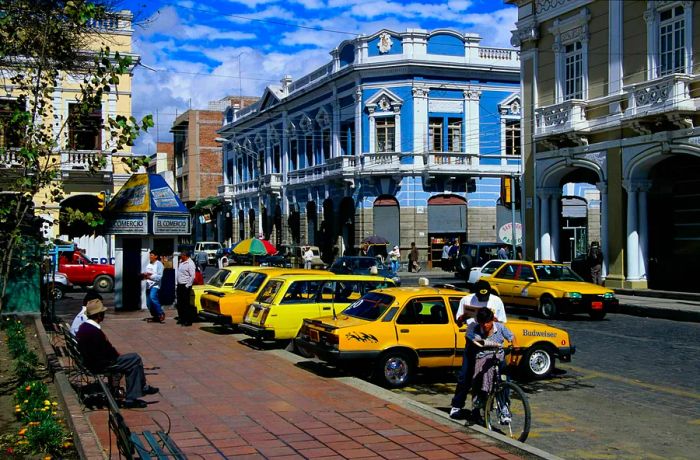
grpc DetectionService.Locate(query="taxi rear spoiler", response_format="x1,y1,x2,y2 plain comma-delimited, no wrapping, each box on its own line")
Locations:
304,318,338,331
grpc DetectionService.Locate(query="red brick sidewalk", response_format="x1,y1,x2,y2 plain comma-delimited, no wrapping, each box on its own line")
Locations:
81,310,522,459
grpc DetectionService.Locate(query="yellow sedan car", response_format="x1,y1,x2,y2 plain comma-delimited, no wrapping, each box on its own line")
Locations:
190,266,251,312
295,285,575,388
486,261,618,320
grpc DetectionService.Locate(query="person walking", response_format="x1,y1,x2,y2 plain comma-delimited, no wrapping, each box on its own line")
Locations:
176,250,197,326
449,279,507,419
194,250,208,273
389,245,401,272
497,244,509,259
303,246,314,269
587,241,603,285
76,299,159,408
441,241,451,272
142,250,165,323
408,242,421,272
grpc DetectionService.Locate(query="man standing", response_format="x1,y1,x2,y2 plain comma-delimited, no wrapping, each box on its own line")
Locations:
76,299,159,408
143,250,164,323
176,250,197,326
303,246,314,269
408,242,420,273
449,279,507,419
441,241,451,272
497,244,509,259
587,241,603,285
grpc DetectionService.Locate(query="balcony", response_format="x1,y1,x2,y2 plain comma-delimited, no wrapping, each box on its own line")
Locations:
326,155,357,177
260,173,283,196
623,74,698,121
534,100,589,138
0,148,23,170
232,179,259,196
360,152,401,172
60,150,113,182
217,184,235,199
287,164,329,186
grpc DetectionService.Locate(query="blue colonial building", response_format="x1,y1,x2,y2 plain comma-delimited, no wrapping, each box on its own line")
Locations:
217,29,521,268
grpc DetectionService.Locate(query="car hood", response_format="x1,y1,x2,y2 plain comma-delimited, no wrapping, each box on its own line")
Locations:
535,281,613,295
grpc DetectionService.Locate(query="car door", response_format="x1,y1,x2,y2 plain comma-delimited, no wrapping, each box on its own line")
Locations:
394,297,456,368
489,262,519,304
511,264,539,307
274,279,325,338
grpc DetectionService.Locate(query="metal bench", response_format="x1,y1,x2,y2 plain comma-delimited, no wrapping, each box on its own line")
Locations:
97,378,186,460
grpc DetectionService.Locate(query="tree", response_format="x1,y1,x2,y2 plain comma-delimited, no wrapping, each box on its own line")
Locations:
0,0,153,312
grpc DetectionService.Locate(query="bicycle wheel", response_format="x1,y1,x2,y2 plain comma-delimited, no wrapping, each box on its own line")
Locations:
484,381,531,442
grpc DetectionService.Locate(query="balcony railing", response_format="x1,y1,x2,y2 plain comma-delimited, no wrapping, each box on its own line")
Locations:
623,73,696,120
326,155,357,175
234,179,259,195
287,164,329,185
361,152,401,169
217,184,235,198
0,148,23,169
534,100,588,137
261,173,283,192
426,152,473,167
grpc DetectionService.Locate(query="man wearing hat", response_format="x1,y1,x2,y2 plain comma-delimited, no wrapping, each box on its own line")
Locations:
76,299,159,408
449,279,507,419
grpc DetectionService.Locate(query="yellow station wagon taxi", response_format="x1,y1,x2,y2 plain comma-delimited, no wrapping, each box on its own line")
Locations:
295,285,575,388
486,261,618,320
238,274,396,342
198,268,331,326
190,266,250,313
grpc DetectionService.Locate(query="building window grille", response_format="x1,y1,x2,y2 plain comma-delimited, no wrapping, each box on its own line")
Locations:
564,41,583,100
659,5,685,76
505,120,521,156
447,118,462,153
376,117,395,153
429,117,442,152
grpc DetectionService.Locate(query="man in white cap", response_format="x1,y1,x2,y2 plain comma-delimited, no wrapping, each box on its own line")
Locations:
76,299,159,408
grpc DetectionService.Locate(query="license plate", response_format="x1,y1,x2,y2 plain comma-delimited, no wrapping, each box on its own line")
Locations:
309,330,320,342
591,301,603,310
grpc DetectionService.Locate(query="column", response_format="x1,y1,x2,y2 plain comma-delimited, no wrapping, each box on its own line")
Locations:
625,182,640,280
393,107,401,160
412,86,428,166
332,98,340,158
539,189,551,261
354,86,362,158
596,182,609,279
549,192,560,262
638,181,650,279
464,89,481,164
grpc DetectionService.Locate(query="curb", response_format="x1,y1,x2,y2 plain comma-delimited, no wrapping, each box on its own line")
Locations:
611,303,700,323
269,348,563,460
614,288,700,302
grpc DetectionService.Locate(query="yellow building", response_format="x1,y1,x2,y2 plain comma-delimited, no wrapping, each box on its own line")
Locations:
508,0,700,291
0,10,139,256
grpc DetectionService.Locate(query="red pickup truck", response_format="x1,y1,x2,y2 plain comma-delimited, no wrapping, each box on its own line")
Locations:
58,250,115,293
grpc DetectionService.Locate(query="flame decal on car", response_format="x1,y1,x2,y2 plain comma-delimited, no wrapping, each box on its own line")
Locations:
346,331,378,343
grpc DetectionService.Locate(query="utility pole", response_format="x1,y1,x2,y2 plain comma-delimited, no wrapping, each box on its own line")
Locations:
511,173,517,257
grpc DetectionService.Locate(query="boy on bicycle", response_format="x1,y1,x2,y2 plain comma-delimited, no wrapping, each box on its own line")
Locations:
469,307,514,423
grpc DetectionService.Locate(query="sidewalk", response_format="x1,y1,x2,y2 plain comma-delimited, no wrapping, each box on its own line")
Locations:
46,307,550,460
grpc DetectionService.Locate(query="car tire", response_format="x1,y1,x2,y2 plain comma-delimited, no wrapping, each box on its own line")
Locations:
538,296,558,319
521,345,554,380
589,310,606,320
51,285,65,301
93,275,114,293
457,255,473,274
375,350,414,388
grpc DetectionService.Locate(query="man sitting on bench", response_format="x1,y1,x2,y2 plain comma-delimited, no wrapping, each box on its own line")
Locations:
76,299,159,408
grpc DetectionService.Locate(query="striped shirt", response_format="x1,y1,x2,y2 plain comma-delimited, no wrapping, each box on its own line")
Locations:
467,321,514,346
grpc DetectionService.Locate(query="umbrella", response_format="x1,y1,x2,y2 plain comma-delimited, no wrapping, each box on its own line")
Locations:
361,235,389,245
232,238,277,256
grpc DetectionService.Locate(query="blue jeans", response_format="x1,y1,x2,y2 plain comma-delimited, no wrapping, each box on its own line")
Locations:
451,344,477,409
146,287,163,318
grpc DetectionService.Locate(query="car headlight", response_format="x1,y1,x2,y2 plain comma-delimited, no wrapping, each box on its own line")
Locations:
603,292,615,299
564,292,582,299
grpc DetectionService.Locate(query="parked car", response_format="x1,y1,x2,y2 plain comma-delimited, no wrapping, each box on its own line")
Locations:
198,268,332,326
282,245,326,269
295,285,575,387
239,273,396,343
466,259,508,288
58,250,114,293
190,266,252,312
453,242,501,281
194,241,223,264
488,261,618,320
43,272,72,300
329,256,401,286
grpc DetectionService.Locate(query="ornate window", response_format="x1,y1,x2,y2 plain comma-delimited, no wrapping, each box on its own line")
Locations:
0,99,23,149
550,9,590,102
365,88,402,153
505,120,521,156
646,1,693,78
429,118,443,152
447,118,462,152
68,103,102,150
376,118,395,153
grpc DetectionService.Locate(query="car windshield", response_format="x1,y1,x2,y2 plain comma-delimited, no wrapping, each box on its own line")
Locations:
341,292,395,321
534,265,584,281
256,280,284,303
201,243,220,250
207,269,231,287
482,260,506,275
236,272,268,293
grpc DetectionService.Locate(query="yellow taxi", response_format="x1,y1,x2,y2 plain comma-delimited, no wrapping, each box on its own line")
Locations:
486,261,618,320
198,268,331,326
295,285,575,388
190,266,250,313
238,274,396,343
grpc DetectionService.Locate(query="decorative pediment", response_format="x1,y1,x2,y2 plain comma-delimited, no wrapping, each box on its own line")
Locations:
259,87,280,111
365,88,403,114
315,107,331,128
498,93,521,116
299,114,313,134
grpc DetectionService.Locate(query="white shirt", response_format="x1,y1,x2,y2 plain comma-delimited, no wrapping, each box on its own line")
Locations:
145,260,164,289
70,306,87,335
177,258,197,287
303,250,314,262
456,293,507,324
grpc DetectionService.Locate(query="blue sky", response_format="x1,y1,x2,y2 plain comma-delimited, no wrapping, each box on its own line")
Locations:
120,0,517,154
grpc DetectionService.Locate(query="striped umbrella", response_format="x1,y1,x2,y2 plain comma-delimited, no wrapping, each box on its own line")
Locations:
231,238,277,256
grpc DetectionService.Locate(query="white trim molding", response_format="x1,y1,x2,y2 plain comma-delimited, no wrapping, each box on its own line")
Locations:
644,1,694,80
550,8,591,103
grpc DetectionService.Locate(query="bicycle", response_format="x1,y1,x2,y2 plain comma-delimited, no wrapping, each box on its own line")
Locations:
471,345,531,442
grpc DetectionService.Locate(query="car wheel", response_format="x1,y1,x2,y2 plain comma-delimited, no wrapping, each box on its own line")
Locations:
538,296,557,319
589,310,606,320
51,285,65,301
93,275,114,293
522,345,554,379
375,350,414,388
457,255,473,274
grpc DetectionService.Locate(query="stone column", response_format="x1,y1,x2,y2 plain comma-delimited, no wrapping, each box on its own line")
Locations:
596,181,609,279
464,89,481,165
354,86,363,158
538,189,551,261
624,181,640,280
412,86,428,167
637,180,651,279
549,191,560,261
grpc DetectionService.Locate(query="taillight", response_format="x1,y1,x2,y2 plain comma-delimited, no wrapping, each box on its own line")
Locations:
326,334,339,345
260,308,270,325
